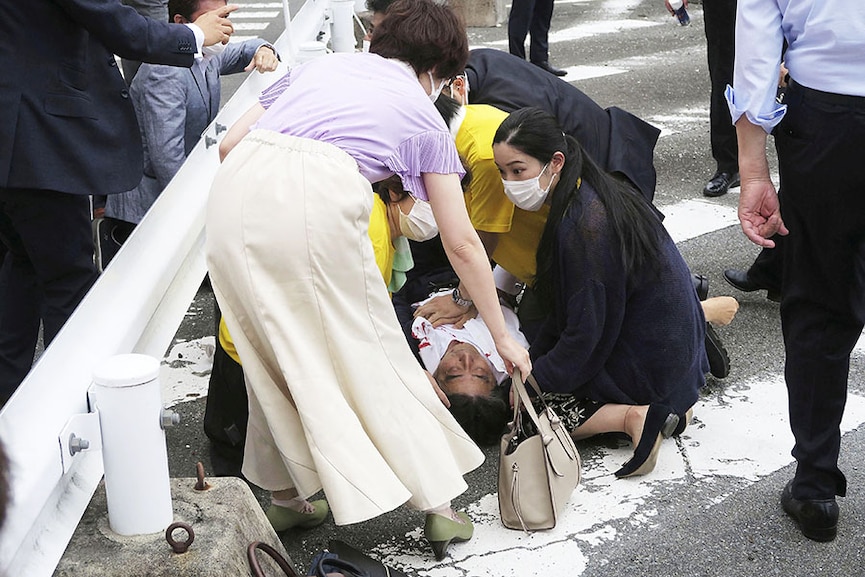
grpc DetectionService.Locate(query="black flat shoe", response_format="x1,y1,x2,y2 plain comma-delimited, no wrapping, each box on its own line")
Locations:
723,268,781,302
705,323,730,379
703,171,740,197
615,404,679,478
781,481,839,542
532,60,567,76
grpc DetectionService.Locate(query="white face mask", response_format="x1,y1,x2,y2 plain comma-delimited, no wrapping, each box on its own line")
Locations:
501,163,555,212
398,197,439,241
362,39,371,53
202,41,227,60
427,70,446,102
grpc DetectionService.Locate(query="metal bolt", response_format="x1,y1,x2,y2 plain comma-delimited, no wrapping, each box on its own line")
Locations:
205,135,217,148
68,433,90,456
215,122,227,134
160,409,181,429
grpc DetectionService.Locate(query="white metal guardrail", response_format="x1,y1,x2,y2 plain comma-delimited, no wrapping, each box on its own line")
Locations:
0,1,359,574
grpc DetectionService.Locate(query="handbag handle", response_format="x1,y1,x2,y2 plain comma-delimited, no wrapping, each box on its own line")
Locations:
510,369,550,444
510,370,578,464
314,557,368,577
247,542,302,577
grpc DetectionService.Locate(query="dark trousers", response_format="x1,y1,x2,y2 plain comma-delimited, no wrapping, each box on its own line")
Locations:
204,301,248,477
776,82,865,500
0,188,97,403
508,0,555,64
703,0,738,174
747,234,784,292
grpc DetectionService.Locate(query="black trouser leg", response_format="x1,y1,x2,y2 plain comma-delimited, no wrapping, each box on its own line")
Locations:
508,0,536,59
703,0,738,174
0,188,96,403
777,85,865,500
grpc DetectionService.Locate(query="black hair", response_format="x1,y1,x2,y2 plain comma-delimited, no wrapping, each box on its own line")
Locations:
493,107,662,308
433,92,463,130
373,175,408,205
446,385,511,446
365,0,397,13
168,0,200,21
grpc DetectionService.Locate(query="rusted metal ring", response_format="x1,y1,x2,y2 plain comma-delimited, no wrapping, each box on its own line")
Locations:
194,461,210,491
247,541,300,577
165,521,195,554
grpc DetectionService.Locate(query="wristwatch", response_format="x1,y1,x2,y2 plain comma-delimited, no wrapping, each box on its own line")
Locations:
452,287,473,308
260,43,281,61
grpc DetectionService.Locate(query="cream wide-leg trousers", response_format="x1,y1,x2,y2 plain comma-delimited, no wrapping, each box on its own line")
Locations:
205,130,484,525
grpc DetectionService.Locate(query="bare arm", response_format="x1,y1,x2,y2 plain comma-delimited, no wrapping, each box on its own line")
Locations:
219,103,266,161
412,229,501,328
424,172,531,376
736,117,788,247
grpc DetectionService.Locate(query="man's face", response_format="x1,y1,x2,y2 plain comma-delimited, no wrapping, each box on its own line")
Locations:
433,341,496,397
189,0,227,22
365,11,386,41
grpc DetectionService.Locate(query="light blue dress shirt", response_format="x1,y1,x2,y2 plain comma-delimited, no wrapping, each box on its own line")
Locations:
725,0,865,134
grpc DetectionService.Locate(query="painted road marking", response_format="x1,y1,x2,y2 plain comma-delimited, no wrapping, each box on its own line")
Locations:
373,377,865,576
488,19,660,48
661,198,739,243
232,10,281,18
560,65,629,82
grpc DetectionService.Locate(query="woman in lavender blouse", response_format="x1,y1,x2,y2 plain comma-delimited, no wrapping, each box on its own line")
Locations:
205,0,530,560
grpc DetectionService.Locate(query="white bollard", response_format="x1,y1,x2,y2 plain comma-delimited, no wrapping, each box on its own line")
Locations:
330,0,357,53
296,40,328,63
91,354,173,536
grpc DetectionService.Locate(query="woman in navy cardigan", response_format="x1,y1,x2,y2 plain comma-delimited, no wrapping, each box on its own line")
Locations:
492,107,709,478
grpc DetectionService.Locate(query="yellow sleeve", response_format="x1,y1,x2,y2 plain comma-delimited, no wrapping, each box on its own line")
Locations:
367,194,394,287
218,317,242,365
458,105,515,234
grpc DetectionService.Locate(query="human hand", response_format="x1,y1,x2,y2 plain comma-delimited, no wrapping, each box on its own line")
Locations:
425,371,450,408
246,45,280,73
738,178,788,247
495,334,531,378
664,0,687,14
196,4,238,47
413,293,478,328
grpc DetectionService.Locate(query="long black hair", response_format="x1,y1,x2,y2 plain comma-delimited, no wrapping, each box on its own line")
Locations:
493,107,662,307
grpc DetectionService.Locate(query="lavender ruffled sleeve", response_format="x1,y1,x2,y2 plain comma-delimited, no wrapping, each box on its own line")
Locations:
258,70,292,110
385,130,465,201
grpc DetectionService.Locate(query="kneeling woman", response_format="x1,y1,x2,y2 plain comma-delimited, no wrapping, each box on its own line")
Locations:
492,108,708,477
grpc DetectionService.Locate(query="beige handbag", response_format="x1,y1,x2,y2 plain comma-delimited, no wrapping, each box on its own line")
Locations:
498,369,581,531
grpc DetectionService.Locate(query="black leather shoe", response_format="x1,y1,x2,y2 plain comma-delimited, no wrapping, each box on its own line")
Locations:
723,268,781,302
704,323,730,379
532,61,567,76
781,481,838,542
702,171,740,197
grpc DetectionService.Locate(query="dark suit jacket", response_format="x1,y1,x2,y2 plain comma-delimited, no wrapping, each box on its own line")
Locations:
0,0,198,196
465,49,661,203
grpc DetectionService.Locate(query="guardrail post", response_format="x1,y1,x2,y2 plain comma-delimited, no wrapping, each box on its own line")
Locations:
91,354,174,535
330,0,357,53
